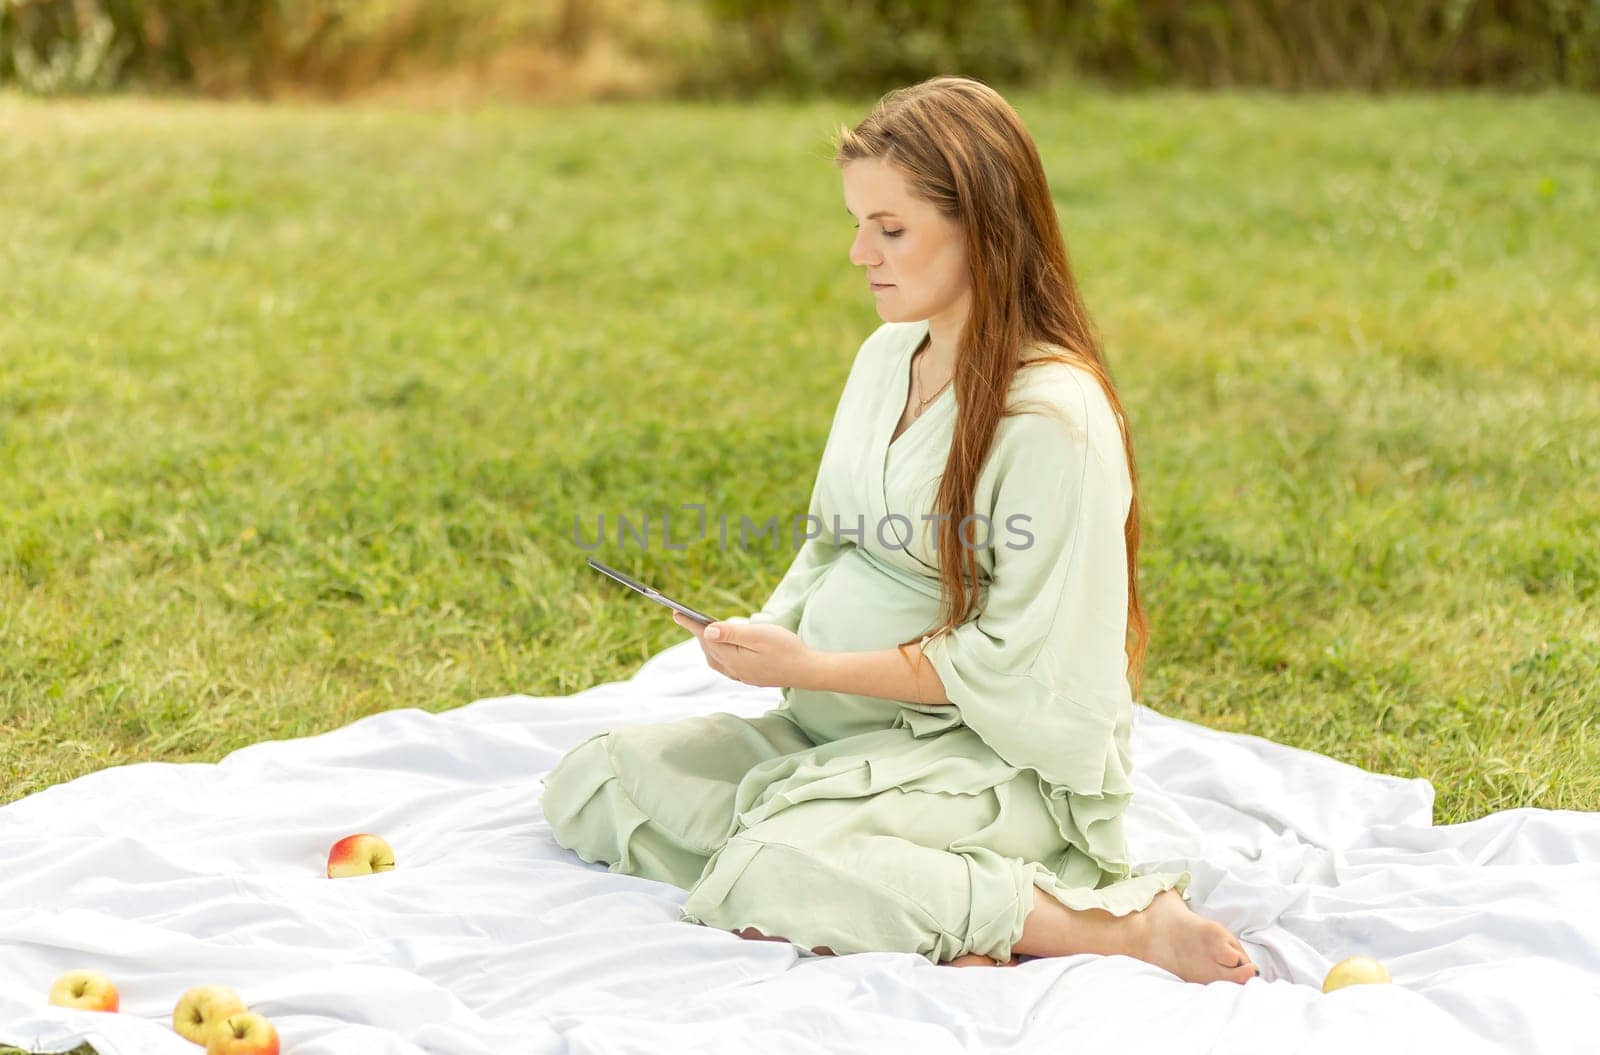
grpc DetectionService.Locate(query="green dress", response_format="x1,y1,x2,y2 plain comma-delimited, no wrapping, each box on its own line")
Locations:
540,319,1192,964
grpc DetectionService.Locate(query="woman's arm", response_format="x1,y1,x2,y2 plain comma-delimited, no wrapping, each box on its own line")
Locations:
680,615,953,704
812,641,953,706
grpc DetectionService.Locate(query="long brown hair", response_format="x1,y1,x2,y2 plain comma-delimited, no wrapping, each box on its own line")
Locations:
832,75,1151,698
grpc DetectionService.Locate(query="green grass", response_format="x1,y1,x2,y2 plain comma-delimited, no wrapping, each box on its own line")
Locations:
2,86,1597,847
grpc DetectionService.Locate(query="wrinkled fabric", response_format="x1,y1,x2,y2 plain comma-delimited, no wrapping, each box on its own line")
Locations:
2,649,1594,1053
543,320,1190,963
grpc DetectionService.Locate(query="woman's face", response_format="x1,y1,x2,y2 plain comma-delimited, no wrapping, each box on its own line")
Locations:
842,157,969,325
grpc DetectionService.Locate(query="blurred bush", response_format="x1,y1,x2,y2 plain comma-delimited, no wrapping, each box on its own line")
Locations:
1,0,1596,98
3,0,130,93
680,0,1054,97
0,0,693,97
0,0,549,96
685,0,1600,95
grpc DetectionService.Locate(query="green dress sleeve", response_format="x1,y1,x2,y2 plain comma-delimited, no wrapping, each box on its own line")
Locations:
918,367,1137,799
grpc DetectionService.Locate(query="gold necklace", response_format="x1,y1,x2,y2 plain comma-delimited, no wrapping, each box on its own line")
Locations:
911,341,953,416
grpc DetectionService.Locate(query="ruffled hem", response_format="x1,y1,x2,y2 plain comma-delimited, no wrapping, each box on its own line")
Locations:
539,732,661,876
1039,781,1136,876
1028,862,1192,918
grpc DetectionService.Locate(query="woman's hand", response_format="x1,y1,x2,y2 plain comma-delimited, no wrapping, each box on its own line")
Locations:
672,611,820,690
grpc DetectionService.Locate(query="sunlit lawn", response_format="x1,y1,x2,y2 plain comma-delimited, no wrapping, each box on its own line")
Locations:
2,85,1597,859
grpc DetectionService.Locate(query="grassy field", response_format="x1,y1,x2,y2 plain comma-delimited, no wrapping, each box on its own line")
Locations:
2,84,1597,860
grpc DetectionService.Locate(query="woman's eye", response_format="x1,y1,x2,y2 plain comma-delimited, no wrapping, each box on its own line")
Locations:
883,229,904,238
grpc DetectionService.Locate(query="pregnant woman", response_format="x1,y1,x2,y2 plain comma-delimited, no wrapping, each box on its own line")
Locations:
541,75,1258,984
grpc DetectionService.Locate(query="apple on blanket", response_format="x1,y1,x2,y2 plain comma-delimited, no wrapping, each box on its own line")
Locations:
38,826,395,1049
48,973,281,1051
326,832,396,877
48,968,118,1012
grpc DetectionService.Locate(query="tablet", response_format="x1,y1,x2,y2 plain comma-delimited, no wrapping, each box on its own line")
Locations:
585,557,720,626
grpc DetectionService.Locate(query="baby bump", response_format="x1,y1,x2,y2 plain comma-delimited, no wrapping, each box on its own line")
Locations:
796,547,941,654
783,549,952,743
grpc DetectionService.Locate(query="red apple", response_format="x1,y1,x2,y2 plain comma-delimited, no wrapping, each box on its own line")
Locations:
48,968,119,1012
206,1011,280,1055
172,983,249,1044
326,833,395,878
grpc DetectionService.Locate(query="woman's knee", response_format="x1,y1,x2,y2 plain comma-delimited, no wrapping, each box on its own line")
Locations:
540,732,710,890
540,733,620,856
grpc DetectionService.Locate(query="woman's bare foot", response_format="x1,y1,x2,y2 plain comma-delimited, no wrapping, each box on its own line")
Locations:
945,953,1023,967
1130,889,1258,985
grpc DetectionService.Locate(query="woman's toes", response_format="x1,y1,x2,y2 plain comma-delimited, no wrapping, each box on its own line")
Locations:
1205,931,1258,982
1218,943,1261,980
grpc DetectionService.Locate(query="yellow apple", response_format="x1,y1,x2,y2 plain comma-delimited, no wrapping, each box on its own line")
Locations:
172,984,249,1045
326,832,396,877
206,1011,280,1055
48,968,119,1012
1322,954,1392,992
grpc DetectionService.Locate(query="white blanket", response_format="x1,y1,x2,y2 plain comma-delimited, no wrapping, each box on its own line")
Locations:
3,638,1596,1055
